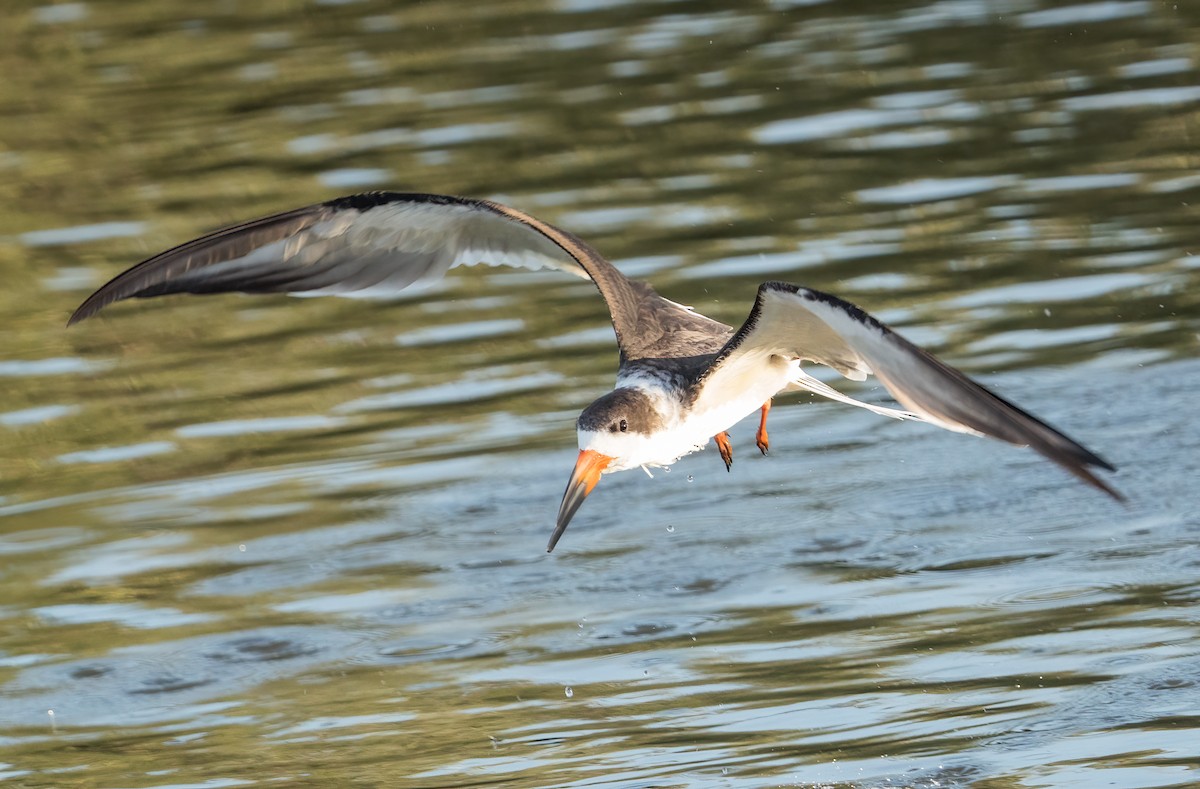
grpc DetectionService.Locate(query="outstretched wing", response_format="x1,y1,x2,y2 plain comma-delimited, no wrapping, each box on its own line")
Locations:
68,191,714,361
696,281,1121,499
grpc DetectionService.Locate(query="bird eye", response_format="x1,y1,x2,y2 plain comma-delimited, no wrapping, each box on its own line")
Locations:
619,419,628,433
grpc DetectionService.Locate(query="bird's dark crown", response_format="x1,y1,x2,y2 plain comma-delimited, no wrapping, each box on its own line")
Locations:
577,388,664,436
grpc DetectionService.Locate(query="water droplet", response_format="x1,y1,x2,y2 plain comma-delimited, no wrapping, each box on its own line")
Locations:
564,686,574,698
687,475,694,482
666,524,675,533
238,544,246,552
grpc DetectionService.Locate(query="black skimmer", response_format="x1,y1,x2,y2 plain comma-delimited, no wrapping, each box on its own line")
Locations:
69,192,1122,551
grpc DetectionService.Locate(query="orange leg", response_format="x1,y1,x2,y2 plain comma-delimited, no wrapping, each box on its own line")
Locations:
755,400,771,456
714,431,733,472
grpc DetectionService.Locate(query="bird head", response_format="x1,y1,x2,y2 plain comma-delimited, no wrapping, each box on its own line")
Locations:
548,387,666,552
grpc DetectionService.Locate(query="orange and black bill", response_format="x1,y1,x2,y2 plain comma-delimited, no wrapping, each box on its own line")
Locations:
548,450,613,552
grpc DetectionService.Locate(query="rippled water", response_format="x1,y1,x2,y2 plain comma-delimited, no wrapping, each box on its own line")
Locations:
2,1,1199,787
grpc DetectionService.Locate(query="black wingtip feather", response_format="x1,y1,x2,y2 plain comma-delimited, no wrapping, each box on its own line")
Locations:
66,203,339,326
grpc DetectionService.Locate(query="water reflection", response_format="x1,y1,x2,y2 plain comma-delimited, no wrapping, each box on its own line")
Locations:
2,0,1199,786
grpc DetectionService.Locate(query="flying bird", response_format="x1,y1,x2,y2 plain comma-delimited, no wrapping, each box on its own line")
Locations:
69,192,1122,551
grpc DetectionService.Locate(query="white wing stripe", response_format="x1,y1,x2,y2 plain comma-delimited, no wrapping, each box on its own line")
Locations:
697,282,1120,499
787,368,922,422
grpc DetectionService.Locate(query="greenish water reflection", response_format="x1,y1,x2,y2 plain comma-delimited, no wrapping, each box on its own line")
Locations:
2,1,1199,787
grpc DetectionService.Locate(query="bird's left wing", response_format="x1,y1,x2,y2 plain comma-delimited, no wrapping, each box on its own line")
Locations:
68,193,598,324
695,281,1121,499
68,192,678,347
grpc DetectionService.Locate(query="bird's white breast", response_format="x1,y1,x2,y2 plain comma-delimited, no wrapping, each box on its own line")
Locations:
677,353,795,448
592,354,796,472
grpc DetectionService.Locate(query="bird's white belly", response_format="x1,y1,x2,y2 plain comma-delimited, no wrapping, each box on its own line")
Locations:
651,355,797,468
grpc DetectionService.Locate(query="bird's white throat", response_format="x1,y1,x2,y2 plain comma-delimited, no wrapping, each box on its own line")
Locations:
578,363,791,473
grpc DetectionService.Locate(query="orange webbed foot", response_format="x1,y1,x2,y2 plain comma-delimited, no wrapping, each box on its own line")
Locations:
755,400,771,456
714,431,733,472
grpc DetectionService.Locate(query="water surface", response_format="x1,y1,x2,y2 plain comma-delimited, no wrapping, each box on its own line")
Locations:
2,1,1199,786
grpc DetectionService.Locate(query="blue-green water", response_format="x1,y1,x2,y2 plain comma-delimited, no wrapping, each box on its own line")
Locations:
2,1,1198,786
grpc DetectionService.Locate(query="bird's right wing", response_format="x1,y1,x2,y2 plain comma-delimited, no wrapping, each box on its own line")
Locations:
696,282,1122,500
69,192,668,357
